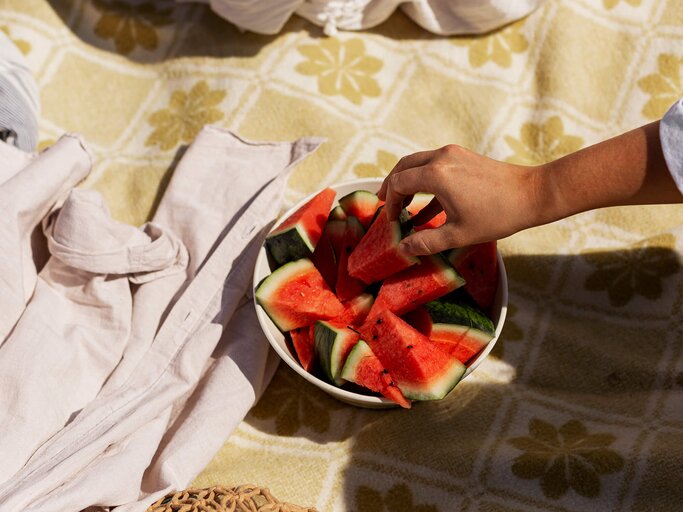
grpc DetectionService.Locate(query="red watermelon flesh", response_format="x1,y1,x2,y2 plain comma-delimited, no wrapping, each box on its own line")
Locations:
430,324,492,365
407,193,447,231
340,340,411,408
266,188,336,266
374,254,465,316
336,217,367,301
348,208,419,284
338,190,380,229
255,258,345,332
330,293,375,327
311,220,345,290
402,306,432,336
448,242,498,312
290,326,315,371
360,307,465,400
271,187,335,244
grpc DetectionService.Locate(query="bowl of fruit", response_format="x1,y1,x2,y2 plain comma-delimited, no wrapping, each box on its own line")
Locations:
253,178,508,409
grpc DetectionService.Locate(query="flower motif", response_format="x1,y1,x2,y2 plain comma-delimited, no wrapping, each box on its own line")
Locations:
504,116,583,165
491,302,523,359
356,483,438,512
145,80,225,151
295,38,383,105
1,25,30,55
637,53,683,120
603,0,641,9
508,418,624,499
354,150,398,178
249,368,342,436
453,21,528,68
93,0,173,55
581,234,680,307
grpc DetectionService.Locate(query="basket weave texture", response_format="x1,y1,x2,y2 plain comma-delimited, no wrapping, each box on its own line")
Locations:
146,485,317,512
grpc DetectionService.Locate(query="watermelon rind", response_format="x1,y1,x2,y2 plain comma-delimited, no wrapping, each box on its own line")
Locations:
398,359,465,401
314,321,359,385
430,323,469,339
338,190,380,228
329,205,347,221
255,258,342,332
340,339,372,383
265,224,315,268
423,299,495,336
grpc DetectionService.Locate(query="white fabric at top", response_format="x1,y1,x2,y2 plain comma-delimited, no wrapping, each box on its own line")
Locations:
0,127,322,511
661,98,683,195
182,0,545,36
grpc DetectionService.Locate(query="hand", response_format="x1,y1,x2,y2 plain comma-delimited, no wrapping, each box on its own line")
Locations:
377,144,547,256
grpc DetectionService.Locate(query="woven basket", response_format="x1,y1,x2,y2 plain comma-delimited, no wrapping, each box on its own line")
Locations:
146,485,317,512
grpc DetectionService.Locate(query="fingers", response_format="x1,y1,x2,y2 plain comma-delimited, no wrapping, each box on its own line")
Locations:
383,167,432,220
400,225,458,256
411,196,443,227
377,150,436,200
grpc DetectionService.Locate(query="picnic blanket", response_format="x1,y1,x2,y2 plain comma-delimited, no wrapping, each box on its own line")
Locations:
1,0,682,510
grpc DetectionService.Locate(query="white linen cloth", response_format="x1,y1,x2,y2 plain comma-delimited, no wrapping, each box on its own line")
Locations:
661,98,683,195
182,0,545,36
0,127,322,512
0,29,39,151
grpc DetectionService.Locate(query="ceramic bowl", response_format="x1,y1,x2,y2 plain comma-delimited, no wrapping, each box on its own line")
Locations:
253,178,508,408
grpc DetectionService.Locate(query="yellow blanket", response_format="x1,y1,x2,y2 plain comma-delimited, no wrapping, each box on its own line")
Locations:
3,0,682,509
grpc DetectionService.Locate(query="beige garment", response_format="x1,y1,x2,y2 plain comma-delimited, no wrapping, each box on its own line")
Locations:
0,127,322,512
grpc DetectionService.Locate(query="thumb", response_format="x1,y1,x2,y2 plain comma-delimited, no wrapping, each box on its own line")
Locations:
400,225,458,256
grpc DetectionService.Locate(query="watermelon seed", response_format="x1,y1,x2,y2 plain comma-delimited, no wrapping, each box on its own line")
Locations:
376,318,382,324
345,245,352,253
382,369,389,374
407,345,413,349
372,335,378,340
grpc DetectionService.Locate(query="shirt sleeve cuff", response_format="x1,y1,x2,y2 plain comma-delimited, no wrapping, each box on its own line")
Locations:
660,98,683,194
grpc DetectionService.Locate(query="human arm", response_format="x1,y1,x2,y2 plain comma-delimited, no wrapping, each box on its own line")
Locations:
377,119,683,256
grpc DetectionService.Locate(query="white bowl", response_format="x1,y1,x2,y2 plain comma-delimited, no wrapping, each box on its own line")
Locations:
253,178,508,409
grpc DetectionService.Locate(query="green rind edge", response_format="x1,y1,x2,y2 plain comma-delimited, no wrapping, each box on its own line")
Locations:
424,300,495,336
266,225,315,267
255,259,314,332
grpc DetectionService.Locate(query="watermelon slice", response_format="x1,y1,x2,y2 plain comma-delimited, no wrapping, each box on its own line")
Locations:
266,188,336,267
336,217,367,301
255,258,344,332
348,208,419,284
423,298,495,336
311,220,346,290
338,190,380,229
340,340,411,408
407,193,447,232
290,326,315,371
330,293,375,327
430,323,493,365
374,254,465,315
314,321,360,385
402,306,432,336
448,242,498,312
360,307,466,400
329,205,347,221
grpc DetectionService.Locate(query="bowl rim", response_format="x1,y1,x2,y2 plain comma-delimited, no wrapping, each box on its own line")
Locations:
253,177,508,407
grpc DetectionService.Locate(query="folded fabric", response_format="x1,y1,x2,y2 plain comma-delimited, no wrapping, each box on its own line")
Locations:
182,0,545,36
661,97,683,194
0,29,39,151
0,127,322,511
